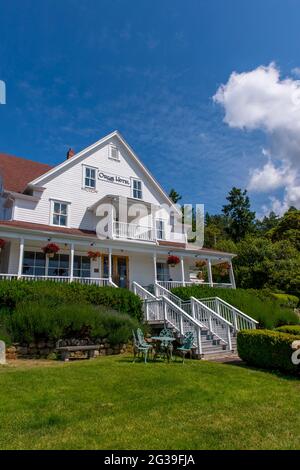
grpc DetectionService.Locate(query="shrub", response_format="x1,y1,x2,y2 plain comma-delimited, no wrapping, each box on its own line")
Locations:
276,325,300,336
5,301,139,345
237,329,300,375
271,293,299,309
171,285,299,329
0,281,143,321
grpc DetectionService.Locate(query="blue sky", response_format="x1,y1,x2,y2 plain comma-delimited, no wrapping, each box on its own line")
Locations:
1,0,300,215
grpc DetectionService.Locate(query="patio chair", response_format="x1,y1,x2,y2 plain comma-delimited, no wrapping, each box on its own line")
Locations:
177,331,194,363
132,329,152,364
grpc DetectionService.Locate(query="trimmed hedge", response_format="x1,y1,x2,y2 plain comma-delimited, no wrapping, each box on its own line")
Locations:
3,301,139,345
171,285,299,329
276,325,300,336
0,280,143,321
237,329,300,375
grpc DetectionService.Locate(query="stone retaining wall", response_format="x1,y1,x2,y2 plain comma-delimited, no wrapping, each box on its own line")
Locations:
6,339,129,360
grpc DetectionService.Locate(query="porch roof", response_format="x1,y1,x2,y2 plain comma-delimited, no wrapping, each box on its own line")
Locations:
0,220,96,238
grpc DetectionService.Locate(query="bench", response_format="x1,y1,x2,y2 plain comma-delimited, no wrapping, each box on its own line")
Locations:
56,339,100,361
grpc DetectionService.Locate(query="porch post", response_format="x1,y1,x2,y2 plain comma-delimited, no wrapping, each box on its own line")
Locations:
153,253,157,283
17,237,24,279
69,243,74,282
108,247,112,283
228,260,236,289
207,258,213,287
180,256,185,287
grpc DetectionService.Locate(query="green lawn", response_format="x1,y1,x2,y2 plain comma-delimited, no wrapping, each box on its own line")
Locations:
0,356,299,450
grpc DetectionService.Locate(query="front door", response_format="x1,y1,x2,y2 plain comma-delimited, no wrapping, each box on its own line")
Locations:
113,256,129,288
102,255,129,288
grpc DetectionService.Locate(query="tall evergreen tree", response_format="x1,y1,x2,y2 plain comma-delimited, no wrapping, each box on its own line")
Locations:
169,188,182,204
222,187,255,242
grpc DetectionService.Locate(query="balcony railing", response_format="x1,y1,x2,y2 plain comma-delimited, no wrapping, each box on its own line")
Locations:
0,274,116,287
113,221,155,242
157,280,233,290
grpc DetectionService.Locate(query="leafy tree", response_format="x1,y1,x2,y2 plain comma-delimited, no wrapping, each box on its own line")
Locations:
270,208,300,250
222,187,256,242
169,188,182,204
256,211,280,234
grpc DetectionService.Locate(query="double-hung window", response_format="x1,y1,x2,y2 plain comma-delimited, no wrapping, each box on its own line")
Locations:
52,201,68,227
132,179,143,199
84,166,96,189
156,219,165,240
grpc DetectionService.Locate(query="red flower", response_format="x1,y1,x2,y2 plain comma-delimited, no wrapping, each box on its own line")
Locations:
167,255,180,266
42,243,60,254
0,239,6,249
87,251,102,260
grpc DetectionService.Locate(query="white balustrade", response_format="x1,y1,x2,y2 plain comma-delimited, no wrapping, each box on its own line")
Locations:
113,221,155,242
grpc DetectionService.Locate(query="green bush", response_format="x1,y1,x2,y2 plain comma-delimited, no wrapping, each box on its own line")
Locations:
237,329,300,375
0,281,143,321
276,325,300,335
5,300,139,345
271,293,299,308
171,286,299,329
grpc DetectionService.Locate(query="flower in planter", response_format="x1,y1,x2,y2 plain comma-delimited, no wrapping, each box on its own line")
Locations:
0,239,5,252
195,260,206,269
167,255,180,267
87,250,102,261
217,261,231,276
42,243,60,258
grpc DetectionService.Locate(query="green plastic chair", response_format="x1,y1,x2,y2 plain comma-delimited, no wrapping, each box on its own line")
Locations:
132,329,152,363
177,331,194,363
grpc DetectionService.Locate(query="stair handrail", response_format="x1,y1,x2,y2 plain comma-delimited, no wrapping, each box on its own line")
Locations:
199,296,258,329
191,297,233,349
162,295,206,355
132,281,157,300
154,282,183,306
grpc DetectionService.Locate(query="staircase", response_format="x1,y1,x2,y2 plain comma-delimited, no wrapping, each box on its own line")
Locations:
132,281,258,358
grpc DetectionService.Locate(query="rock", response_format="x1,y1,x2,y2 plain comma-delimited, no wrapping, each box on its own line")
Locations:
107,348,113,355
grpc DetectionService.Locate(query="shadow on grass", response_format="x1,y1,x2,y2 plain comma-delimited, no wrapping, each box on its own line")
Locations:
221,359,300,382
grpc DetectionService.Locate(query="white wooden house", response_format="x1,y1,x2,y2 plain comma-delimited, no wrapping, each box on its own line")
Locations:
0,131,236,289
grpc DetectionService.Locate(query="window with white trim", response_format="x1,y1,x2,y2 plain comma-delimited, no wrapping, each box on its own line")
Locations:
156,219,165,240
52,201,68,227
132,179,143,199
84,166,96,189
109,144,119,161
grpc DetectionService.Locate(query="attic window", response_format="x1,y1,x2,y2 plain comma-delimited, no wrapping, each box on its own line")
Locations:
109,144,119,161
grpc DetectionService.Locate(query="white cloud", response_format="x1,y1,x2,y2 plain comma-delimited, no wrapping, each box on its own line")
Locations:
213,63,300,213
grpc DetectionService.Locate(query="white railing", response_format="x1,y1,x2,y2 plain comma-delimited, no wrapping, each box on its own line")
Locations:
157,280,233,290
132,281,157,301
0,274,117,287
200,297,258,330
191,297,233,349
154,282,192,315
113,221,155,242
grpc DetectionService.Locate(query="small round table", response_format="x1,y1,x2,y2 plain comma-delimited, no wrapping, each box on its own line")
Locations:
151,336,176,362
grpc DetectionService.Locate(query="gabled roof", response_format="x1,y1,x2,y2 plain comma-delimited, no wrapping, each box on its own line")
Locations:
0,153,53,193
29,130,181,213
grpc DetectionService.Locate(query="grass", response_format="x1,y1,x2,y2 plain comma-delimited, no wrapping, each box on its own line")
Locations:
0,356,299,450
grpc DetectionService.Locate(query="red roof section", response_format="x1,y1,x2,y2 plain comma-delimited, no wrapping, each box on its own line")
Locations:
0,153,53,193
0,220,96,238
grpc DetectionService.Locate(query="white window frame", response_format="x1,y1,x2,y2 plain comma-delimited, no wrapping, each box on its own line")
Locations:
156,219,165,240
50,200,70,227
83,165,97,189
108,144,120,161
132,178,143,200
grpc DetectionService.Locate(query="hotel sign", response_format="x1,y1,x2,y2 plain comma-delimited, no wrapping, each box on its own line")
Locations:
98,170,131,187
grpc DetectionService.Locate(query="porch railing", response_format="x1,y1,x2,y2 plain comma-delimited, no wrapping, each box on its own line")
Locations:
0,274,117,287
113,221,155,242
157,280,233,290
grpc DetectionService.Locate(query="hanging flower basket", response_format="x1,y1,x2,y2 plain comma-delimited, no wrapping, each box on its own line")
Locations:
0,239,5,253
42,243,60,258
217,261,231,276
87,250,102,261
167,255,180,267
195,260,206,269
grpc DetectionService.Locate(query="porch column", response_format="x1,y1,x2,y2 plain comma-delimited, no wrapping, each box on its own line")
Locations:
69,243,74,282
180,256,185,287
207,258,213,287
108,247,112,282
153,253,157,283
17,237,24,279
228,260,236,289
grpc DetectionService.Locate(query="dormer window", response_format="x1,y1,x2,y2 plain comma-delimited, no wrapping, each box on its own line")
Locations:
84,166,96,189
109,144,119,161
132,178,143,199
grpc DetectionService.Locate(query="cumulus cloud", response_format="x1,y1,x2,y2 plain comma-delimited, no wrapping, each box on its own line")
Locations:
213,63,300,214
